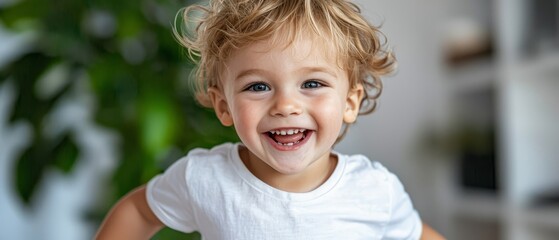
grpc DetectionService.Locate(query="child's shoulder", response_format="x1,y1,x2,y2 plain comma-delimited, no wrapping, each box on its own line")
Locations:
156,142,240,187
185,142,236,159
339,152,390,173
167,142,238,174
337,152,397,185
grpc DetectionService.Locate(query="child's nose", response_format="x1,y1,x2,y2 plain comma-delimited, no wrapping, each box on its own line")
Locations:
269,92,302,117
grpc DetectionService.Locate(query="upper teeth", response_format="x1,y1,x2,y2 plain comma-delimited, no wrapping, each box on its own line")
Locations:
269,129,306,135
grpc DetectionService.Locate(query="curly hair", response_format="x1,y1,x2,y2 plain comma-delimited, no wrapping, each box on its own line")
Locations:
174,0,396,117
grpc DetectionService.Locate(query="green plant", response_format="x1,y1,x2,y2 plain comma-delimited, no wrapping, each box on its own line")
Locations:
0,0,237,238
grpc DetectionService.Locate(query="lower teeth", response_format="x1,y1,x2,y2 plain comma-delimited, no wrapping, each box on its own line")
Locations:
278,141,299,146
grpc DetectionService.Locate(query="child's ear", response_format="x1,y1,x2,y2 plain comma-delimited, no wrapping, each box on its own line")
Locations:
343,84,364,124
208,87,233,126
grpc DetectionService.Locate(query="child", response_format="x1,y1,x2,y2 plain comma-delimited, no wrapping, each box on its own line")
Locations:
96,0,444,239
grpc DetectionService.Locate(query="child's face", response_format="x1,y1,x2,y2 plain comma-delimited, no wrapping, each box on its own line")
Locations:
209,36,363,178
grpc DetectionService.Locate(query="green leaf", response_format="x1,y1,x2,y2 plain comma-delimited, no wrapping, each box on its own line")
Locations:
52,134,80,174
2,52,58,126
15,144,47,204
0,0,48,29
140,89,179,159
14,133,81,204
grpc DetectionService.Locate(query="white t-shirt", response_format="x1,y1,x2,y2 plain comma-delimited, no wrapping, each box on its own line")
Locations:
146,142,422,240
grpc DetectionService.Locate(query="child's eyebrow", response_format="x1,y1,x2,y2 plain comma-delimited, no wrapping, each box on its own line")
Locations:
296,67,338,78
235,67,338,81
235,69,268,81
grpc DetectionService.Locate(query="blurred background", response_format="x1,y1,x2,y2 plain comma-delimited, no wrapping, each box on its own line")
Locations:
0,0,558,239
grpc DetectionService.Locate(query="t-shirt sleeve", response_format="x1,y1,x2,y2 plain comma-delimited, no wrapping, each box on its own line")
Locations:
382,172,422,240
146,157,198,233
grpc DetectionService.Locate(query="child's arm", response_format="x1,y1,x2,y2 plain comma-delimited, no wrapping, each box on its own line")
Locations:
95,186,164,239
420,222,446,240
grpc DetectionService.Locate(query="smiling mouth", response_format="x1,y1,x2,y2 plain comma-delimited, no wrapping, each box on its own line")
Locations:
266,129,309,146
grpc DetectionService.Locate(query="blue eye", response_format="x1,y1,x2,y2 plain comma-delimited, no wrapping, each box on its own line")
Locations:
246,83,270,92
302,80,322,89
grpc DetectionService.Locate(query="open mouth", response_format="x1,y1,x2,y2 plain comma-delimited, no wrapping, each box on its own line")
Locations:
266,128,309,146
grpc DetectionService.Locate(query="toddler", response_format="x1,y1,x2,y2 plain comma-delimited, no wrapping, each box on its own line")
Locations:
96,0,444,239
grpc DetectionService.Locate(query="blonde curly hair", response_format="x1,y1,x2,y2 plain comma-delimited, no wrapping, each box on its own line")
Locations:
174,0,396,117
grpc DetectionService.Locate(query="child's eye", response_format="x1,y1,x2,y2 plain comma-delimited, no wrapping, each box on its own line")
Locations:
302,80,323,89
245,82,270,92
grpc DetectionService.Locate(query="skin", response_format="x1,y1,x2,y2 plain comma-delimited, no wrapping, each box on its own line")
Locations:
95,187,163,239
95,35,445,240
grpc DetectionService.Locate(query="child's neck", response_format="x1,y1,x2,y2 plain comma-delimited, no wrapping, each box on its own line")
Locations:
239,146,337,193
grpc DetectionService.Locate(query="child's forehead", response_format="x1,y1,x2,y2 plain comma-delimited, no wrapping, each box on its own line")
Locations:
229,30,342,66
225,37,341,74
